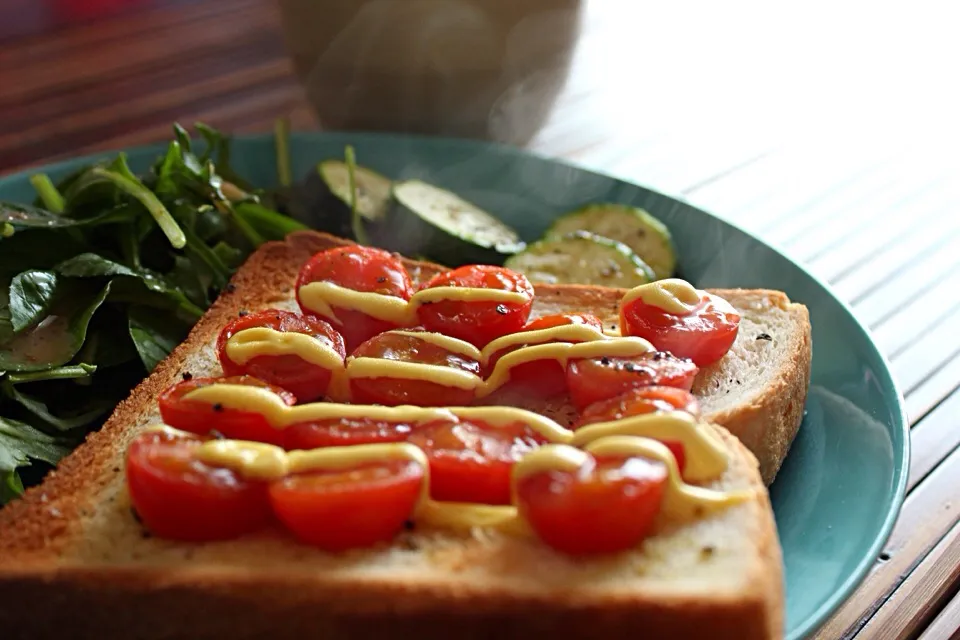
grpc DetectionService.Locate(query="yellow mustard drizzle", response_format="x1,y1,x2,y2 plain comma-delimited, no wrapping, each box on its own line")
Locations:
388,330,483,361
297,281,529,327
479,324,608,363
621,278,702,315
224,327,344,369
346,357,484,391
570,411,728,482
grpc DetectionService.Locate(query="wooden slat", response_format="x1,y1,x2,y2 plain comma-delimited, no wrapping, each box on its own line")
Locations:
812,444,960,639
908,387,960,491
917,589,960,640
890,304,960,394
856,519,960,639
908,357,960,425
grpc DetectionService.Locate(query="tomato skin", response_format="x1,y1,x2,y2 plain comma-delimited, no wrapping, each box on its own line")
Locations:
349,330,481,407
407,418,544,505
296,246,414,352
517,454,667,556
216,309,346,402
485,313,604,397
284,417,413,450
620,292,740,366
268,460,424,551
576,387,702,474
126,430,272,541
416,265,534,348
565,351,698,412
157,376,296,446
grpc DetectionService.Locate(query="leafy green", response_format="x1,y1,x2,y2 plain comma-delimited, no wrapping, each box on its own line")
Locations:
128,306,187,373
2,378,109,431
1,470,24,502
0,417,72,482
29,174,65,213
9,270,60,332
1,202,77,229
345,145,369,245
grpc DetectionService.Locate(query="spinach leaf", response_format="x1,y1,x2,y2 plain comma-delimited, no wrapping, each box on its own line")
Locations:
5,364,96,384
0,416,72,477
235,201,309,241
0,280,110,372
9,270,60,332
0,278,13,346
1,379,110,431
128,306,188,373
0,231,88,276
0,470,24,503
0,202,76,229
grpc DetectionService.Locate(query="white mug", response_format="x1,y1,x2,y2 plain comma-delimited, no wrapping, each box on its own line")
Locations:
278,0,584,145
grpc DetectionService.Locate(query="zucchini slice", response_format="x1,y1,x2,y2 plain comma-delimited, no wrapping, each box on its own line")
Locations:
546,204,676,279
295,160,392,239
386,179,524,266
504,231,654,287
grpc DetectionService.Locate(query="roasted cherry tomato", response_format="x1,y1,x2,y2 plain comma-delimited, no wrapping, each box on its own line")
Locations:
296,246,414,352
268,459,424,551
349,330,481,407
576,387,701,473
407,418,543,505
126,430,272,541
216,309,346,402
516,453,667,555
158,376,296,446
416,265,534,348
565,351,698,412
284,416,413,450
620,291,740,366
484,313,603,397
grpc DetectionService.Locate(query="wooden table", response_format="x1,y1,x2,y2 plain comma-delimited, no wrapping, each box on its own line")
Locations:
2,1,959,638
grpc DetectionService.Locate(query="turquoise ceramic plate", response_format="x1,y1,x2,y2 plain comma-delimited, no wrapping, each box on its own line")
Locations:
0,132,909,639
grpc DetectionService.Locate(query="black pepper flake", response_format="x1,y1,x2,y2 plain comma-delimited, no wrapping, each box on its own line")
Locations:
376,276,387,283
182,372,193,381
238,310,249,317
225,283,237,293
495,304,508,315
210,430,226,440
700,546,715,559
600,356,611,366
141,531,152,539
715,380,720,388
624,363,638,373
130,508,144,525
403,519,416,531
212,403,224,413
652,352,663,361
756,333,772,341
112,466,121,473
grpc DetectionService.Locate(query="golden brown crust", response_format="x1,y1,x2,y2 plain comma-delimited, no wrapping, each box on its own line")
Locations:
0,231,785,640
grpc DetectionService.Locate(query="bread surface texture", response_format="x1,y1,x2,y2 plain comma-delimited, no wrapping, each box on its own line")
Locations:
0,232,785,640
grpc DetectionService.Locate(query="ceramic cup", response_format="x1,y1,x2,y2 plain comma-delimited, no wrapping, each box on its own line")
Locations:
278,0,584,146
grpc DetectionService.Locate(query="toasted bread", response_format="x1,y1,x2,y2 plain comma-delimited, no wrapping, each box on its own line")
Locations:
0,232,785,640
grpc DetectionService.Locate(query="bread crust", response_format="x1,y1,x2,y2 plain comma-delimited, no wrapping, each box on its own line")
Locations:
0,231,785,640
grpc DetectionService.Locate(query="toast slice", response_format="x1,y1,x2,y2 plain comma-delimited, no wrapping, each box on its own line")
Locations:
0,232,784,640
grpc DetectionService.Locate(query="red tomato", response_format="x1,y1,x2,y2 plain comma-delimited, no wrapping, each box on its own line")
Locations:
620,292,740,366
349,330,481,407
416,265,534,348
565,351,698,412
125,430,272,541
516,453,667,555
216,309,346,402
407,418,543,505
576,387,701,473
284,416,413,450
157,376,296,446
268,459,424,551
484,313,604,397
296,246,414,352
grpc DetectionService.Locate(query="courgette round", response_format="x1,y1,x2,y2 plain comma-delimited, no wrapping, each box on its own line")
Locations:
546,204,676,279
386,179,524,266
504,231,654,287
295,160,392,240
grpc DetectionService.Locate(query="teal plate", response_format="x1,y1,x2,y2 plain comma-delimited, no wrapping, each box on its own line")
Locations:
0,132,909,639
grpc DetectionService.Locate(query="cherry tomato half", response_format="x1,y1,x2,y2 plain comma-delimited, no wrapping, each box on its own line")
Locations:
576,387,701,473
407,418,544,505
284,416,413,450
416,265,534,348
485,313,604,398
126,430,272,541
565,351,698,412
620,291,740,366
268,459,424,551
517,453,667,556
349,330,481,407
296,246,414,352
217,309,346,402
157,376,296,446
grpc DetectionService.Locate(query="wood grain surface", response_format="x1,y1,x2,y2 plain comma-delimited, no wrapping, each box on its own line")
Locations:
2,1,959,638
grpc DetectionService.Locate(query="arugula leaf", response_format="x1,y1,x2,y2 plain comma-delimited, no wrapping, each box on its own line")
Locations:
0,278,13,346
9,270,60,332
29,174,66,213
0,280,110,372
128,306,188,373
5,364,96,384
234,201,309,241
0,470,24,502
2,378,110,431
344,145,369,245
1,202,78,229
0,416,72,476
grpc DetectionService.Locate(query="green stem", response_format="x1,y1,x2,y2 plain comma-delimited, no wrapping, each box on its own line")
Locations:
29,174,66,213
6,364,97,384
90,167,186,249
344,145,369,245
228,202,266,247
274,117,292,187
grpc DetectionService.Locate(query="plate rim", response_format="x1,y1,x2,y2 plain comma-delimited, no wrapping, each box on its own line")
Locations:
0,131,911,639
